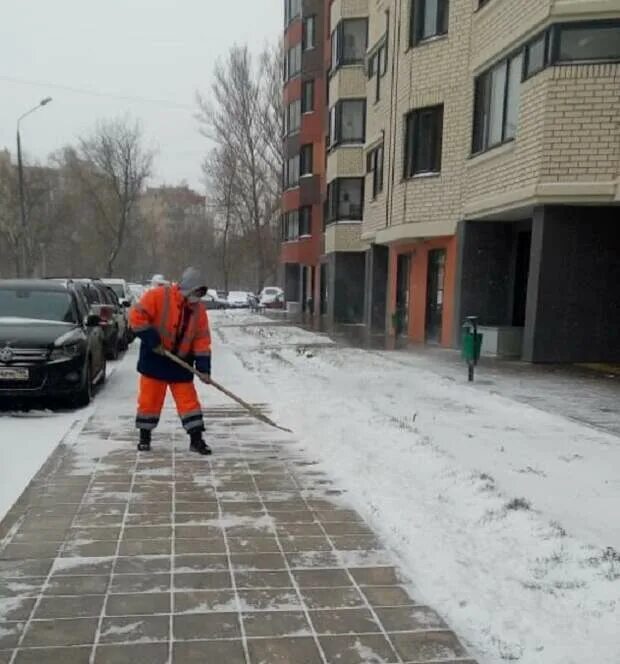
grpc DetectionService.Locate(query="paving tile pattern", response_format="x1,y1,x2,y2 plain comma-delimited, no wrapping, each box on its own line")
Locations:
0,405,477,663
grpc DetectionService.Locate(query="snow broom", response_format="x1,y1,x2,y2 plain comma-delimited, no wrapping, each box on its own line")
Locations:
162,349,292,434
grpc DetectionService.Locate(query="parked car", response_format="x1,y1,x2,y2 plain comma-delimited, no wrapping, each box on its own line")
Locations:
259,287,285,309
100,284,132,348
70,279,126,360
101,278,133,306
201,293,220,310
227,291,251,308
0,279,106,406
207,289,228,309
127,282,145,301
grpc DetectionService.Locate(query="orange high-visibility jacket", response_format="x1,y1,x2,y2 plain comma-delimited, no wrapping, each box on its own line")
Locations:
129,284,211,382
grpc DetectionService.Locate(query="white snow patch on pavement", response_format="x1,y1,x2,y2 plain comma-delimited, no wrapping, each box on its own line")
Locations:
211,314,620,664
0,409,81,522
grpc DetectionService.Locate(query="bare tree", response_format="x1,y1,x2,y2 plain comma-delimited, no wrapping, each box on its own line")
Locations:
73,117,154,276
0,155,21,276
197,44,283,292
203,145,241,291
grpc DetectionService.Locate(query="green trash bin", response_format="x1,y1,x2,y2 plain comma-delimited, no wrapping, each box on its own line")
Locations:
461,330,483,363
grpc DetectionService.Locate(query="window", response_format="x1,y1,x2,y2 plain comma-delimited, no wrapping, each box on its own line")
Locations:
281,208,311,240
367,144,384,198
524,32,547,78
301,80,314,113
284,155,300,188
410,0,449,46
300,144,313,176
553,22,620,63
299,206,312,236
303,16,316,51
329,99,366,146
505,54,522,140
472,51,522,154
282,210,299,241
404,105,443,177
368,41,388,101
284,0,301,25
285,99,301,135
284,43,301,81
326,178,364,222
331,19,368,69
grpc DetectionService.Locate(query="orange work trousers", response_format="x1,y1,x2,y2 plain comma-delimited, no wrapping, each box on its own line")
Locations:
136,375,204,433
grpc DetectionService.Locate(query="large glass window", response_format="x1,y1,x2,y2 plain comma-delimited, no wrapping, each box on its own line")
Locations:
524,32,547,79
327,178,364,222
555,22,620,62
299,206,312,236
404,105,443,177
285,99,301,135
367,144,384,198
284,155,300,189
505,53,523,140
300,144,313,176
410,0,449,46
303,16,316,50
284,43,301,81
301,80,314,113
368,41,388,102
284,0,301,26
331,19,368,69
282,210,299,240
329,99,366,146
472,51,522,154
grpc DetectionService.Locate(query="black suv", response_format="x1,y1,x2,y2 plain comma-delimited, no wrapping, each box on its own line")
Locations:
0,279,106,406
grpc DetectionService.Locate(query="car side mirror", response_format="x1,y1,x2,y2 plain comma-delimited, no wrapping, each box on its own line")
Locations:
85,313,101,327
121,299,131,308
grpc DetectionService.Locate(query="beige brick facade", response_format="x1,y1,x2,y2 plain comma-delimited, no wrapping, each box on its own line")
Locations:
325,0,369,254
325,222,368,252
327,146,366,180
361,0,620,244
329,67,367,101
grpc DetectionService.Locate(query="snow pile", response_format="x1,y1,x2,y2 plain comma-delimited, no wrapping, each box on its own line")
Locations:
214,317,620,664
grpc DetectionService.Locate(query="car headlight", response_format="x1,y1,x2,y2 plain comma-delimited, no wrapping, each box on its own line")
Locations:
50,343,83,361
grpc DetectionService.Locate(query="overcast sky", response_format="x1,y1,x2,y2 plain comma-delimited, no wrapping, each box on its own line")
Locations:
0,0,282,190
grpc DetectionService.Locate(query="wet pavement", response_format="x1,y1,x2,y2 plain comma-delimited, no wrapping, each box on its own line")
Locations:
0,403,477,664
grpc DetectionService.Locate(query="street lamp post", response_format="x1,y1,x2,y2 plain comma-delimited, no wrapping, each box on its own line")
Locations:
16,96,52,277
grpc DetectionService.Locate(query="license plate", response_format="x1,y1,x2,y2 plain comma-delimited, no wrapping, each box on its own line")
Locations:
0,367,29,381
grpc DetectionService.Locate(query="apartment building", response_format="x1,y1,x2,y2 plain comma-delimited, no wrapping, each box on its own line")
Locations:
281,0,328,314
280,0,620,361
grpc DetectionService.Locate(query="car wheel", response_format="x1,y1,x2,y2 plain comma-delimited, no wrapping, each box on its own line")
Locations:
73,361,93,408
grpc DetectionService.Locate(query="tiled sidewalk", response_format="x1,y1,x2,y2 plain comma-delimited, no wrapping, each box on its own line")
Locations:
0,404,477,664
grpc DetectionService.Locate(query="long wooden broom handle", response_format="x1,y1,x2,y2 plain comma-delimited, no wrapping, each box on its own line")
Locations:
162,349,292,434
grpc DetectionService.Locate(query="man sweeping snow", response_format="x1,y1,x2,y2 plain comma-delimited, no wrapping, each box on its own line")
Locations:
129,267,212,455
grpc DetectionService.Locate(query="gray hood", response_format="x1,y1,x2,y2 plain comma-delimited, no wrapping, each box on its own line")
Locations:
179,267,206,296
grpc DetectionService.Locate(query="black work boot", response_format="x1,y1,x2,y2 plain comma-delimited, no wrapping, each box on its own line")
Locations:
137,429,151,452
189,429,212,456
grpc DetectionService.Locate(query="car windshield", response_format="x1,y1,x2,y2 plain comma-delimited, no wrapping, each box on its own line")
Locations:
264,288,279,295
108,284,125,298
229,292,247,299
0,288,77,323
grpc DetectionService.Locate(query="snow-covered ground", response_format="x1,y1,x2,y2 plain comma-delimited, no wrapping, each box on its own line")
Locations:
0,359,123,523
1,311,617,664
212,310,620,664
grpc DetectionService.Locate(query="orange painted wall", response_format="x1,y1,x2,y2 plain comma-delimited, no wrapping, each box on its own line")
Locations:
387,236,457,347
